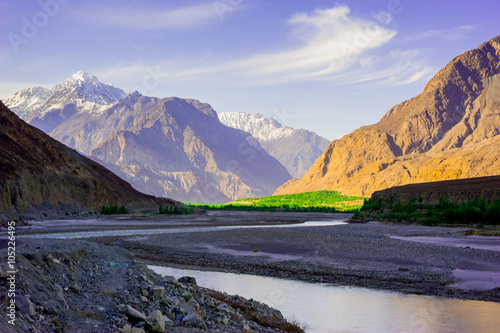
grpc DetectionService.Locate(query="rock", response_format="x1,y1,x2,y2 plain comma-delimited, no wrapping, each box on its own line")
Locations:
216,303,234,314
162,275,178,285
163,315,174,327
0,264,14,279
140,296,148,303
44,307,58,315
120,305,146,323
181,291,193,301
181,312,205,328
123,324,132,333
187,298,200,311
152,287,164,300
16,296,36,318
131,328,145,333
178,276,197,285
145,310,165,333
164,311,175,321
69,284,82,293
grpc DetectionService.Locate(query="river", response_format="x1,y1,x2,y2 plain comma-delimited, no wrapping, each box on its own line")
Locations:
150,265,500,333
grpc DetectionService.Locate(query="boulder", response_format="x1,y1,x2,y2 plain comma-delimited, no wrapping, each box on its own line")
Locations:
146,310,165,333
162,275,178,285
187,298,200,311
152,287,164,300
120,305,146,322
181,312,205,328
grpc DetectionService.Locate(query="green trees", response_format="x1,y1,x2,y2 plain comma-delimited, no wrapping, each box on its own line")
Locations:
100,205,128,215
358,197,500,225
186,191,366,213
159,205,194,214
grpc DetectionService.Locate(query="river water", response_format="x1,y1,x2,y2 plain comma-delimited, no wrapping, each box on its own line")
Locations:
150,265,500,333
20,220,347,239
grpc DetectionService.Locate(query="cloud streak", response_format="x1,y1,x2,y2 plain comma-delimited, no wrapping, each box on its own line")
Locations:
81,1,243,30
411,25,476,41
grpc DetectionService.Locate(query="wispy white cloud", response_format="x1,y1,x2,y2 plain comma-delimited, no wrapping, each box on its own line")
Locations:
98,5,433,89
412,25,476,41
81,1,244,30
164,5,399,84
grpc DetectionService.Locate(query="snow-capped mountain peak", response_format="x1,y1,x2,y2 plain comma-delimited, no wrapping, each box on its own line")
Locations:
4,71,127,122
50,71,126,105
218,112,295,141
3,86,53,120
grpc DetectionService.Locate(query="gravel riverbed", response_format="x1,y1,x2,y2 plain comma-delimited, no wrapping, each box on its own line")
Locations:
90,217,500,302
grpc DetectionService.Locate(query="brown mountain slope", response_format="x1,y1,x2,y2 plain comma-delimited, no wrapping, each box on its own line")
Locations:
0,101,179,218
49,92,291,203
275,35,500,197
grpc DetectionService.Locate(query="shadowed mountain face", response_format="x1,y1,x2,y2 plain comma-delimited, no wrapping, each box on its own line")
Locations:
275,35,500,197
0,101,179,218
48,93,291,203
218,112,330,178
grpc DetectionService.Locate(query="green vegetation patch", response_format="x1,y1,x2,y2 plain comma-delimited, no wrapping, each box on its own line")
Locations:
100,205,128,215
159,205,194,215
186,190,366,213
355,196,500,226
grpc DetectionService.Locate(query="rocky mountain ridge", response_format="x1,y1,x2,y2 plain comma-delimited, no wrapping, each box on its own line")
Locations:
219,112,330,178
275,35,500,197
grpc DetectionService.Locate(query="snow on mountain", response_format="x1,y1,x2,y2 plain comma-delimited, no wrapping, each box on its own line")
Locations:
218,112,295,141
4,71,126,122
42,71,126,116
50,71,126,106
3,86,53,120
218,112,330,178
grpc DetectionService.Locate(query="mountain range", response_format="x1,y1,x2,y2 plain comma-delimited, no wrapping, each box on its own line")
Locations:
218,112,330,178
4,75,298,203
0,100,179,219
276,35,500,197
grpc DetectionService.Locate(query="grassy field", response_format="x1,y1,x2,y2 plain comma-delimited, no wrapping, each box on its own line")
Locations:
185,190,367,213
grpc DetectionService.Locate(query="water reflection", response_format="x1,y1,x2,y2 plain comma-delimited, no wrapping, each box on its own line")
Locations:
150,265,500,333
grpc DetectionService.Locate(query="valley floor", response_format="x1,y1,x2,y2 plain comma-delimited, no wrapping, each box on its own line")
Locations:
72,211,500,302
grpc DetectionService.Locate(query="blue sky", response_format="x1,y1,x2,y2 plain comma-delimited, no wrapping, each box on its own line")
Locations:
1,0,498,140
